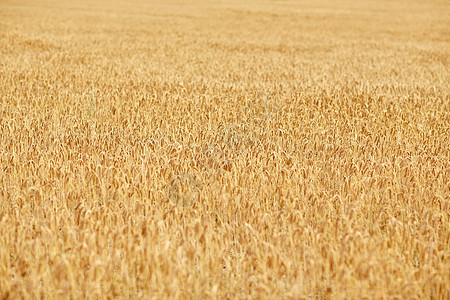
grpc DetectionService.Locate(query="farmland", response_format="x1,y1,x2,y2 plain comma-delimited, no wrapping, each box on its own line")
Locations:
0,0,449,298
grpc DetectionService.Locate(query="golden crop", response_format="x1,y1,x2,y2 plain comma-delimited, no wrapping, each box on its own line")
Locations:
0,0,449,298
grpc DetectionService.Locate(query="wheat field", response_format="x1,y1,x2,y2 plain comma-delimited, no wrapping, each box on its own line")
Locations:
0,0,449,298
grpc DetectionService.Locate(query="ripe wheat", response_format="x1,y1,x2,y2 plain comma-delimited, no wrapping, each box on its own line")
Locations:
0,0,449,298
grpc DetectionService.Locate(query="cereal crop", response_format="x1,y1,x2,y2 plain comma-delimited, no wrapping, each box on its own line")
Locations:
0,0,449,298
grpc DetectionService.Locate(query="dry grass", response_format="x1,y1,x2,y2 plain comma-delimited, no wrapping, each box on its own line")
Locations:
0,0,449,298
